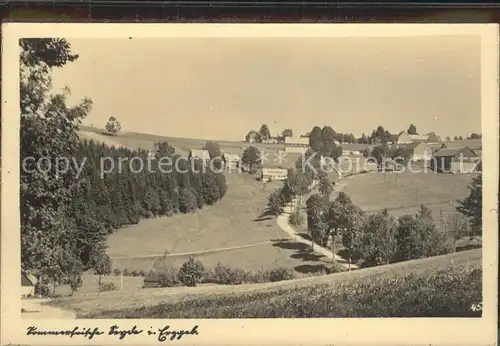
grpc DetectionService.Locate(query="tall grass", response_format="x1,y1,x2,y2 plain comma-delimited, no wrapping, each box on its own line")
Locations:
87,261,481,318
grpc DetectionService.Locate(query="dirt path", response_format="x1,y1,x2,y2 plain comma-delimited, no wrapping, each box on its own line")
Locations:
276,179,359,269
22,299,76,319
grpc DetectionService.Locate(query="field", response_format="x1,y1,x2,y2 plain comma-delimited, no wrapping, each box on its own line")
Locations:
78,127,285,156
107,172,335,275
47,249,481,318
341,170,477,221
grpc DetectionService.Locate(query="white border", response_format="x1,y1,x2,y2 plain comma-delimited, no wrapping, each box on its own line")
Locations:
1,23,498,346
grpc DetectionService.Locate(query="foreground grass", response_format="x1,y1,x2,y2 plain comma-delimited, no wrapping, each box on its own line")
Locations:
82,250,481,318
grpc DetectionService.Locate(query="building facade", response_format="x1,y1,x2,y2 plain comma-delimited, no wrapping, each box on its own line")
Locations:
431,147,480,173
261,167,288,182
222,153,240,171
284,137,310,154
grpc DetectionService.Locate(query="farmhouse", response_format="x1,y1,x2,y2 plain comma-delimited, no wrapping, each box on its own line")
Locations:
21,272,37,297
284,137,310,154
442,139,482,151
261,166,288,182
188,149,211,163
396,131,440,145
431,147,480,173
341,143,371,157
398,141,433,161
222,153,241,171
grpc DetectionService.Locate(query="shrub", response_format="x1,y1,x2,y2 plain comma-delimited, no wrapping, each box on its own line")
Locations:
288,210,305,226
113,268,121,276
99,282,117,292
131,270,138,277
123,269,129,276
178,257,205,287
138,270,146,277
267,267,295,282
268,189,285,216
213,263,247,285
158,268,180,288
179,188,198,213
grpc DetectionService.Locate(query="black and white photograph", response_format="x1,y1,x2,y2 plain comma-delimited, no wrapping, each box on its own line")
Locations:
1,24,498,346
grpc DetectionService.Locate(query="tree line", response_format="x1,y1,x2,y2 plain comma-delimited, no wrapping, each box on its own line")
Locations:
20,38,227,295
267,163,482,270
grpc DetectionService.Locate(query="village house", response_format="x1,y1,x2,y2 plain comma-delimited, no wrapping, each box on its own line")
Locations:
261,166,288,182
431,147,480,173
221,153,241,171
284,137,310,154
188,149,211,163
21,272,38,297
341,143,371,157
396,131,441,145
398,141,433,161
442,139,482,151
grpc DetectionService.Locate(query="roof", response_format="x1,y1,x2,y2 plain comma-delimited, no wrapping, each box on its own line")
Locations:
340,143,371,151
434,147,477,158
261,152,302,169
21,272,37,286
284,137,310,145
408,134,430,141
473,149,482,158
398,141,429,150
189,149,210,159
443,140,482,150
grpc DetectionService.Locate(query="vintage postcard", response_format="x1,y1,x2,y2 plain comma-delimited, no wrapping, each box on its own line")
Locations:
1,23,498,345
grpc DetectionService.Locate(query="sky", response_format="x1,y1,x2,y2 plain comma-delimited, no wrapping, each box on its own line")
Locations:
51,36,482,141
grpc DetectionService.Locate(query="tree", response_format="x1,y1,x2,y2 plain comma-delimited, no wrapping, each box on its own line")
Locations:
445,136,451,141
407,124,417,135
245,130,261,143
360,210,397,267
90,249,112,286
155,141,175,157
318,176,333,199
105,116,121,135
470,133,482,139
204,141,221,159
284,170,310,213
268,188,286,216
371,145,388,167
20,38,92,287
241,146,261,174
394,208,452,262
327,192,365,269
178,257,205,287
282,129,293,138
358,133,369,144
456,174,482,237
259,124,271,141
306,194,329,247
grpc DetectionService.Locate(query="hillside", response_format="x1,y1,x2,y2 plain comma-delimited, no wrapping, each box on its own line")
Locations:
48,249,481,318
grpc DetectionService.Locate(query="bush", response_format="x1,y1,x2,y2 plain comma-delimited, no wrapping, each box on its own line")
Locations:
158,268,180,288
113,268,121,276
179,188,198,213
178,257,205,287
268,189,285,216
138,270,146,277
267,267,295,282
123,269,129,276
92,260,482,318
99,282,117,292
131,270,138,277
288,210,305,226
213,263,247,285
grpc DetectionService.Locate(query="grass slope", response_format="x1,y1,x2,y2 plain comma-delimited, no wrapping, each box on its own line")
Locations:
341,170,476,220
49,249,481,318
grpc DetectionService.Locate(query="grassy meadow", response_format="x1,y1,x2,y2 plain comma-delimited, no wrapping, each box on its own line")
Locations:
341,170,477,220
